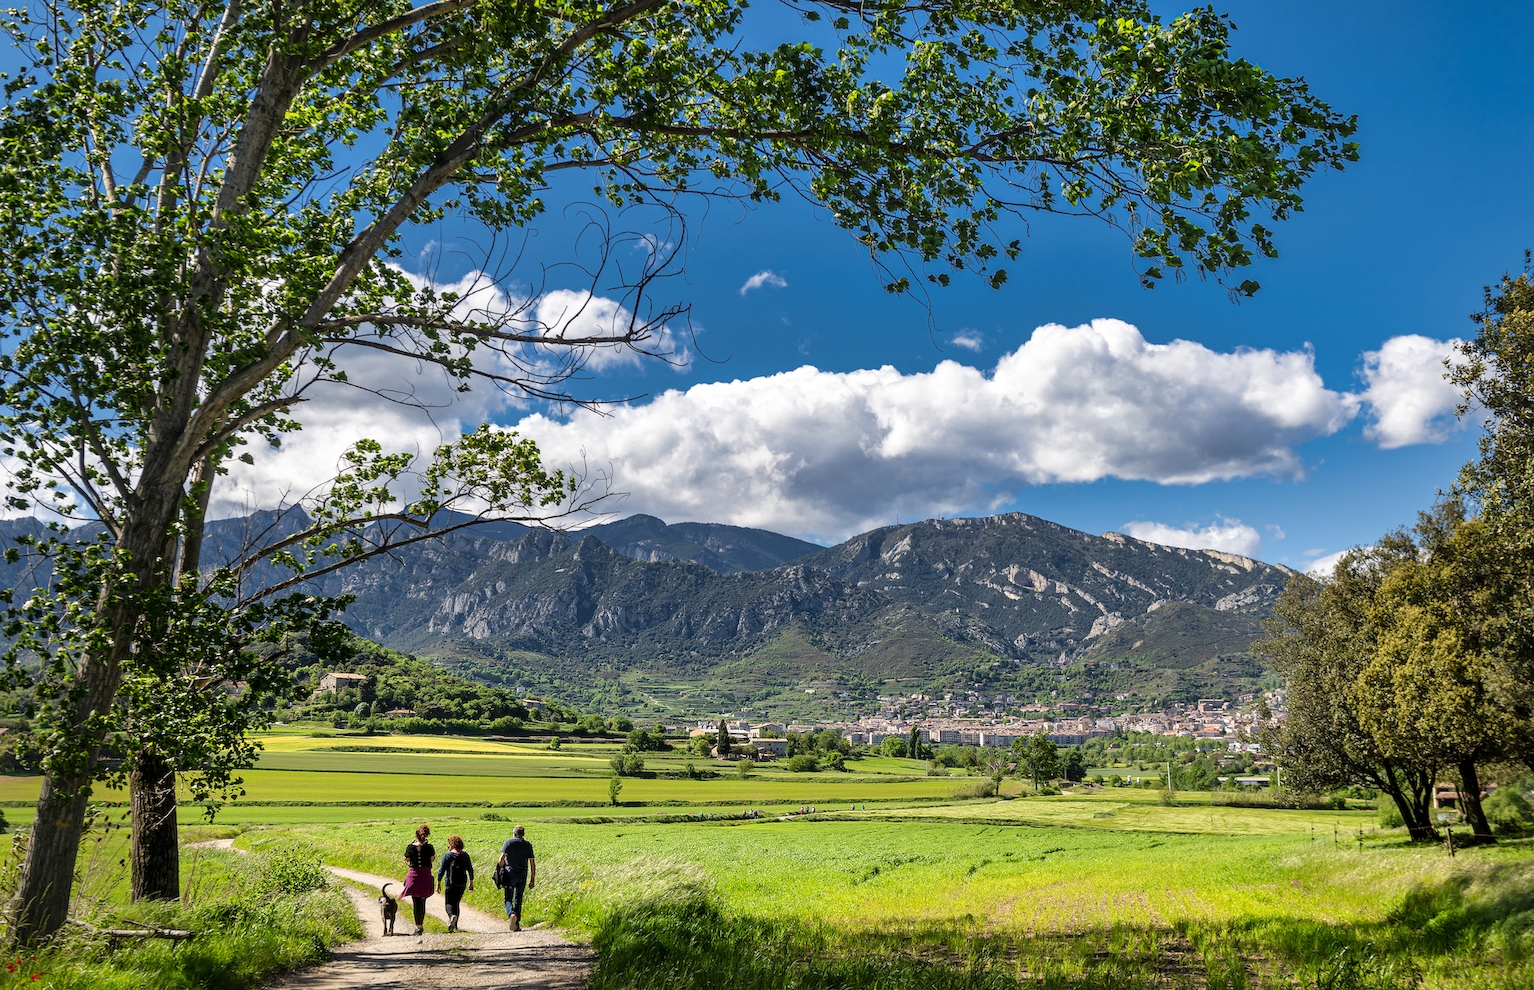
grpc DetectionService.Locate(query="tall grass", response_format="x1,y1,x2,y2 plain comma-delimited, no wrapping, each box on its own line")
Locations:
241,814,1534,990
0,834,360,990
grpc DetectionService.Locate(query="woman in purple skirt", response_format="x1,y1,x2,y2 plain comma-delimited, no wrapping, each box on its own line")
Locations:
401,823,436,936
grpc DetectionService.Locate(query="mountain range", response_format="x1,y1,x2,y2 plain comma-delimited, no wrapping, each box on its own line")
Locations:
0,509,1293,713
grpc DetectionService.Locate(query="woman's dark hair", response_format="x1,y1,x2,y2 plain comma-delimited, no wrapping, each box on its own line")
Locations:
415,823,431,843
448,834,464,851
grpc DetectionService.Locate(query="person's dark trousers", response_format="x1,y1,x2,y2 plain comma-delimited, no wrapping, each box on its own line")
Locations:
504,881,526,921
412,896,427,929
445,883,466,928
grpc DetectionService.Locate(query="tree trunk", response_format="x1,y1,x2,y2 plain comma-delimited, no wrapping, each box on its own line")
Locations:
130,753,180,902
1396,791,1438,841
1392,763,1441,841
10,485,181,944
1458,759,1495,841
1382,767,1439,841
7,772,95,944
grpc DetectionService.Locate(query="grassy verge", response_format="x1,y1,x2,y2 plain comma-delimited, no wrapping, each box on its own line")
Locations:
0,830,360,989
240,814,1534,990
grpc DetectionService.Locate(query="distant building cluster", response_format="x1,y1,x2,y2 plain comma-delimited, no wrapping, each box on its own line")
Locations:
689,692,1282,752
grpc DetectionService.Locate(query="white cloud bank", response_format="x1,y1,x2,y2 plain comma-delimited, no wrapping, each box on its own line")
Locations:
209,272,686,520
1304,549,1352,576
1120,519,1263,558
511,318,1455,541
177,307,1471,546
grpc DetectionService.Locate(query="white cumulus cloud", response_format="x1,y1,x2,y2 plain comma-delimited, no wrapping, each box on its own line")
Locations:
739,270,787,296
951,331,985,352
1304,549,1352,576
1120,519,1263,558
513,319,1361,541
1359,335,1466,448
210,270,684,519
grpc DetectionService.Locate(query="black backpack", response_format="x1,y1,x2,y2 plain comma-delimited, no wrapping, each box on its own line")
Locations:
442,851,472,887
492,862,512,890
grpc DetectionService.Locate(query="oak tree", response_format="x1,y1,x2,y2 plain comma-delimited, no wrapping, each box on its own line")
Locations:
1255,549,1442,841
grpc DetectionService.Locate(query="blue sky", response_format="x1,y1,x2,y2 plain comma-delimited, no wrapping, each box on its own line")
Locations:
168,1,1533,565
420,0,1530,566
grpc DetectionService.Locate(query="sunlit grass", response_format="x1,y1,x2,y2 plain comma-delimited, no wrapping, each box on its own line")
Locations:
234,814,1534,989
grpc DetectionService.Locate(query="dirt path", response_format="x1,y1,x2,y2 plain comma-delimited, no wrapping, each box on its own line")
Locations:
192,840,593,989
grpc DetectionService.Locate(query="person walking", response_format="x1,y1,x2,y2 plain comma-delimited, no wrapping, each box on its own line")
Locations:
402,823,436,936
497,824,536,932
436,834,475,933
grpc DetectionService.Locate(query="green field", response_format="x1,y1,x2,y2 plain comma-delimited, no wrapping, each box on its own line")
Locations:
9,730,1532,989
235,804,1532,990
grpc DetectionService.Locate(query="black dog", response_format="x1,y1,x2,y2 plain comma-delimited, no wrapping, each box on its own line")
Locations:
379,883,399,936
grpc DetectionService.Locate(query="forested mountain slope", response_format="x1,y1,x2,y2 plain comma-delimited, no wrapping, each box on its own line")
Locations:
0,511,1293,703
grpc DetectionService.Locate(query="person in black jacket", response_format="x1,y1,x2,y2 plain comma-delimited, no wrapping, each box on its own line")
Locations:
497,825,536,932
436,834,475,933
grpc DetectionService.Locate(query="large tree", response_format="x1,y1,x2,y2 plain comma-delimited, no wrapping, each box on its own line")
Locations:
0,0,1355,942
1356,506,1527,842
1450,267,1534,775
1255,546,1442,840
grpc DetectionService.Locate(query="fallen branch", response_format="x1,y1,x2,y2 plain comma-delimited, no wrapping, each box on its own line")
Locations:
68,918,197,940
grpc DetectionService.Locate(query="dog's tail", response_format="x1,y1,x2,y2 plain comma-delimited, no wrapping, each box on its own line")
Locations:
381,882,395,899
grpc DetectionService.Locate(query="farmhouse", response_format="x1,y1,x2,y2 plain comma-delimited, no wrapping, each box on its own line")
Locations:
318,672,367,693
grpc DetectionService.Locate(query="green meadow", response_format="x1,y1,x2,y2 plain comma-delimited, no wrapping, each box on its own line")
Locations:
234,807,1533,990
3,731,1530,989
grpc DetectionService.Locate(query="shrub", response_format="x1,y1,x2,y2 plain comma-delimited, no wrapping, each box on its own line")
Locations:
610,751,646,776
879,736,908,758
826,752,846,772
786,754,820,773
487,715,525,734
1486,786,1533,835
951,779,997,799
1377,796,1406,829
248,850,330,898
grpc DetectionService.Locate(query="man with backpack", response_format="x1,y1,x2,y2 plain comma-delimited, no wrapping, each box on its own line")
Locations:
495,824,536,932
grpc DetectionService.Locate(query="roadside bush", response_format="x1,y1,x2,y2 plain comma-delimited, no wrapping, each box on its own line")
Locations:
248,850,331,897
786,754,820,773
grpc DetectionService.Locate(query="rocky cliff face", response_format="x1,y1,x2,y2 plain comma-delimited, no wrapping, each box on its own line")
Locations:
0,510,1292,691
